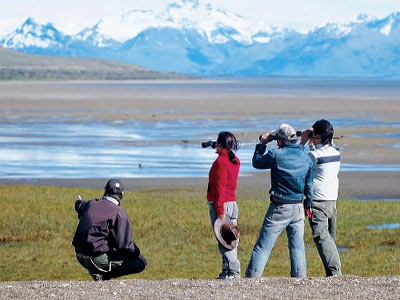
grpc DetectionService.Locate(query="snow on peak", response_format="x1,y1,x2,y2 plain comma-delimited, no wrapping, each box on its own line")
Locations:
89,0,277,44
379,12,400,36
357,13,377,23
311,22,352,37
357,12,400,37
1,18,64,49
380,18,394,36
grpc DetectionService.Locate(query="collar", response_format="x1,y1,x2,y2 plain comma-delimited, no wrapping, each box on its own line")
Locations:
315,143,330,150
281,143,301,149
102,195,120,206
216,148,229,155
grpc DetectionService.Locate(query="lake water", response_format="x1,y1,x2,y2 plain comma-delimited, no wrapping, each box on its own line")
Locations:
1,79,399,179
1,117,400,179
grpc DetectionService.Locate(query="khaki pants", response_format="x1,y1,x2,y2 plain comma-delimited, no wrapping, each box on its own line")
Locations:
209,202,241,277
309,200,342,276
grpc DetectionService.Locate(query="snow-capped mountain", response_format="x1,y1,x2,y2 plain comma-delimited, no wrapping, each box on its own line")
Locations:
80,0,278,45
1,0,400,78
1,18,69,50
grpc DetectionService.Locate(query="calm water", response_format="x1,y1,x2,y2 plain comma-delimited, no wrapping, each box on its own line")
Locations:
1,79,399,179
1,117,400,178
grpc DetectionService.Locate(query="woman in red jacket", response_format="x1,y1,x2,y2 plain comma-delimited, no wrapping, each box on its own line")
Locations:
207,131,241,279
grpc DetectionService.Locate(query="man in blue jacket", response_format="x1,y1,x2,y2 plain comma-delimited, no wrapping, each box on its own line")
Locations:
245,123,313,278
72,179,147,281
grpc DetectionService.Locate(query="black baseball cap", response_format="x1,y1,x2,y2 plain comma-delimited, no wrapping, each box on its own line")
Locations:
104,179,124,195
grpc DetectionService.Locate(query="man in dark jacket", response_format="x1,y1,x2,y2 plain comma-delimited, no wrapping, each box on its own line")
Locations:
72,179,147,281
245,124,313,278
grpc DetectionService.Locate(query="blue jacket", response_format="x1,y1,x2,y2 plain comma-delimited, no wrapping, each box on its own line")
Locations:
252,143,313,208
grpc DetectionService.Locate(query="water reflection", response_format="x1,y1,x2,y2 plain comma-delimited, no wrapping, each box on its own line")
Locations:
367,223,400,229
356,198,400,202
337,247,351,252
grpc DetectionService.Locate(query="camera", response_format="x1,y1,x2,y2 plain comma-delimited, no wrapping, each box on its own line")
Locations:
201,140,217,148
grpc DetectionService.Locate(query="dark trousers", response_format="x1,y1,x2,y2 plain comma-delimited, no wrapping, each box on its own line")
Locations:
76,251,145,280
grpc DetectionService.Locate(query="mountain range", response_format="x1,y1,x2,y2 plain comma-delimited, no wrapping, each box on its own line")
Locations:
1,0,400,78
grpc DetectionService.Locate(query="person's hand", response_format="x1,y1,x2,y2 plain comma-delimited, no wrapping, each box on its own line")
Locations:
138,254,147,266
304,208,313,219
300,130,312,145
259,133,271,144
218,214,225,220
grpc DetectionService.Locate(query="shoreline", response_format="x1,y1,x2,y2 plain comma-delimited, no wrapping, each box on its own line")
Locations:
1,171,399,200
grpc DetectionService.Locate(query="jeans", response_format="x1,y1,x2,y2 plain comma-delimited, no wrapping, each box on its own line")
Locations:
309,200,342,276
209,202,241,277
76,251,145,280
245,202,307,278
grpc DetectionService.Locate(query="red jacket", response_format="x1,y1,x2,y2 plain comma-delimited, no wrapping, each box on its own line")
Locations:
207,148,240,216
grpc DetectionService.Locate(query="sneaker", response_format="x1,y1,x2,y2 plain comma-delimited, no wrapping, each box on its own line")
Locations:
88,270,104,281
91,273,104,281
216,271,235,280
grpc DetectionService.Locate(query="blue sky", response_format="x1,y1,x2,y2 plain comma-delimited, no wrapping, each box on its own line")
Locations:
1,0,400,35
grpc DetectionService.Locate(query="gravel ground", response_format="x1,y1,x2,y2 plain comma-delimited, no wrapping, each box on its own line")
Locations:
1,276,399,300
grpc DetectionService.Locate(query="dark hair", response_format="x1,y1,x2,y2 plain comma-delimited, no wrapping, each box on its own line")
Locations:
312,119,334,145
217,131,240,164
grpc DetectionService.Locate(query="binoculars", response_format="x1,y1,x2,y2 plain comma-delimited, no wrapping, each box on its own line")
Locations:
201,140,217,148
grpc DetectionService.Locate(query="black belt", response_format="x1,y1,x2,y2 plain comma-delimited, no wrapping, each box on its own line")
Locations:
270,195,302,204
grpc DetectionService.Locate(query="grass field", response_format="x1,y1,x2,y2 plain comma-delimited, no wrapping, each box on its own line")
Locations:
0,184,399,281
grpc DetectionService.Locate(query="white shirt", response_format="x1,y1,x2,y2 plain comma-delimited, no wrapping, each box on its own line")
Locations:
308,144,340,200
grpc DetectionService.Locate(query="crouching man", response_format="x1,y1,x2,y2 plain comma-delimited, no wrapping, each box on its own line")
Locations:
72,179,147,281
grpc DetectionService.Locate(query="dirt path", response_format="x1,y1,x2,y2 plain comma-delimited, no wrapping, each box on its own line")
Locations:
1,276,399,299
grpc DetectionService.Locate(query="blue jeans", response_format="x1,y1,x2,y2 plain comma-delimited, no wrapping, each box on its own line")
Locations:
245,202,307,278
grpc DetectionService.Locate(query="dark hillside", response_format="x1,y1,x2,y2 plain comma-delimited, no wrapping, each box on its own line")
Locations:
0,47,188,80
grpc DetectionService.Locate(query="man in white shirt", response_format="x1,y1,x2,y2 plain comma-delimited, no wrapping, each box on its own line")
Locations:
301,119,342,276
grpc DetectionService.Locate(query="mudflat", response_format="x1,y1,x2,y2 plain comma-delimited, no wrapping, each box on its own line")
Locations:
1,80,399,166
1,80,399,198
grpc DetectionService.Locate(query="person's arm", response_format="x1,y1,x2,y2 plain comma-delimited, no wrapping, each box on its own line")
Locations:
74,199,88,219
112,213,141,258
300,129,312,145
252,143,276,169
213,161,228,218
303,160,314,210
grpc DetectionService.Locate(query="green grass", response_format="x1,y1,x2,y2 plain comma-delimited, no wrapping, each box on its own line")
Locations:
0,185,399,281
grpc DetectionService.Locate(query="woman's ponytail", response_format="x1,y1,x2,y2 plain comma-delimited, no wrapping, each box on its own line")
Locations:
228,149,238,164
